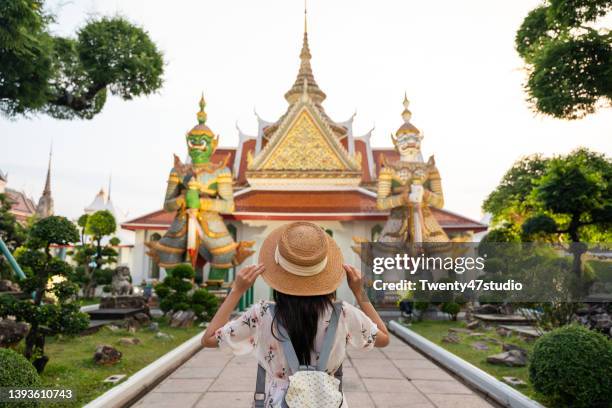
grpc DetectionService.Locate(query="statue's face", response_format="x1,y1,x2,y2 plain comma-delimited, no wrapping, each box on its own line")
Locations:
187,134,214,164
396,133,422,156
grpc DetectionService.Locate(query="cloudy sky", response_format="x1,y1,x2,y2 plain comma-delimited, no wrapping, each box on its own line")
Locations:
1,0,610,223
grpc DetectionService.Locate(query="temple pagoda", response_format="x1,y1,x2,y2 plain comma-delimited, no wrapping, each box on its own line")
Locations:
123,11,486,301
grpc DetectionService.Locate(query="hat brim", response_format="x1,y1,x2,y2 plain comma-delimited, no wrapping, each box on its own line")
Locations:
258,224,345,296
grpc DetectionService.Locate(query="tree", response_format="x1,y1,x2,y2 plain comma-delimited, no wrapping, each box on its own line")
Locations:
69,210,118,298
484,149,611,280
2,216,89,372
515,0,612,119
0,192,27,279
0,0,164,119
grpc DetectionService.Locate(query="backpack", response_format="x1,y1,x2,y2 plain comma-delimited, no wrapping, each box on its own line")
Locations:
254,302,344,408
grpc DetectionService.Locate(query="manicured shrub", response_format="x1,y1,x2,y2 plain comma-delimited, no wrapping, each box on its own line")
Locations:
529,325,612,408
441,302,460,321
155,264,218,321
0,348,41,407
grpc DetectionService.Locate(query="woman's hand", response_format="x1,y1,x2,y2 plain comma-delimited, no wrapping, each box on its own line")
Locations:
344,264,366,301
232,263,264,295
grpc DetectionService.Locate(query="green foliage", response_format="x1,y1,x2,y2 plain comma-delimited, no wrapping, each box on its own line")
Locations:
441,302,460,320
529,325,612,407
483,155,549,225
29,216,79,248
0,1,164,119
155,264,218,321
0,192,27,279
515,0,612,119
1,216,88,371
85,210,116,239
71,211,119,298
0,348,42,408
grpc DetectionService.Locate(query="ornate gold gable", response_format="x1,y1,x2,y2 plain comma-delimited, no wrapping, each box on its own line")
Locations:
246,96,362,187
262,110,344,171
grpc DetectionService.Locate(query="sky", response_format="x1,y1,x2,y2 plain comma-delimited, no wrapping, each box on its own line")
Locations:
0,0,610,223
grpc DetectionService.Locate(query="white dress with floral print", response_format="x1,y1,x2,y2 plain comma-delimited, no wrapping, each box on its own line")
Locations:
215,300,378,408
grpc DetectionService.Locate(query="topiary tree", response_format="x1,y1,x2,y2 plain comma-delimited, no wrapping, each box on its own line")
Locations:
155,264,218,321
69,210,119,298
441,302,460,321
0,1,164,119
0,348,42,407
3,216,89,372
515,0,611,119
529,325,612,407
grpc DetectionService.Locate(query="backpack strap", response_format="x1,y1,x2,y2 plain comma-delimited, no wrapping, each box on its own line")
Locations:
269,304,301,374
254,363,266,408
317,302,342,371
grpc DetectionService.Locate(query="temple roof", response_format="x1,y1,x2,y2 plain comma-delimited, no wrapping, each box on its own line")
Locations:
5,188,36,223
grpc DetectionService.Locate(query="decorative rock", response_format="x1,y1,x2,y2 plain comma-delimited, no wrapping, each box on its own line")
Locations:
496,327,512,337
475,304,499,314
106,324,120,332
502,343,528,355
103,374,127,384
118,337,140,346
148,322,160,332
448,328,472,334
0,319,29,348
472,341,489,351
170,310,196,328
442,332,460,344
482,337,502,345
502,376,526,387
0,280,20,292
133,312,151,325
468,332,486,337
486,350,527,367
466,320,481,330
155,332,173,340
93,345,122,366
100,295,147,310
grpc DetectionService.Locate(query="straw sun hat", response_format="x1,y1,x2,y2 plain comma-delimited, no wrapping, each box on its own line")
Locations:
259,222,345,296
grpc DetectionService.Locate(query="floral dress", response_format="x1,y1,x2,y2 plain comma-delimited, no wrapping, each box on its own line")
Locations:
215,300,378,407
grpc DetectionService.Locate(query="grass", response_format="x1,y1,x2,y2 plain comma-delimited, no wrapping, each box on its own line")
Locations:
406,320,551,406
78,297,101,307
39,320,202,407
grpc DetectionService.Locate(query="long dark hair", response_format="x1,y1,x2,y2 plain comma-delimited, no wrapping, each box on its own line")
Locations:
272,290,335,366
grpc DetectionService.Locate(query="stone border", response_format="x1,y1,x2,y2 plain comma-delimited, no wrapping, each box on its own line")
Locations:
83,333,203,408
389,321,544,408
80,304,99,312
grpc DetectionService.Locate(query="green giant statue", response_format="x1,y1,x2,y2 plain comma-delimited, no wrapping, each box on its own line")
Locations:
147,96,254,284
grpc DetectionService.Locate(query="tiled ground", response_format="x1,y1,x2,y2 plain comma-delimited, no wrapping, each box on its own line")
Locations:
133,335,496,407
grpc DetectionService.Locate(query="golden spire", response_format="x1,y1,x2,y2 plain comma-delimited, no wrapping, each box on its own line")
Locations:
284,2,326,104
396,92,420,136
401,92,412,122
188,93,214,137
197,92,207,124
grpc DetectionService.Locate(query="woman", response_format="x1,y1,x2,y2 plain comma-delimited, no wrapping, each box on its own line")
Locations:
202,221,390,407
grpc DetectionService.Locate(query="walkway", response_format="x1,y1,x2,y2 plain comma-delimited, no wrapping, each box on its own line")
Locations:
133,335,496,408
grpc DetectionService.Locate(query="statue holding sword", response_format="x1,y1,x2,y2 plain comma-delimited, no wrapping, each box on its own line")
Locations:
147,95,254,283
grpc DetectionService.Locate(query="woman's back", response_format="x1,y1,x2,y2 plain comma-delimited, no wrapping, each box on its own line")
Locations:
215,300,379,407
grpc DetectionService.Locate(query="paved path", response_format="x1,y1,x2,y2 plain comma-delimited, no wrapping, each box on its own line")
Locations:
133,335,496,408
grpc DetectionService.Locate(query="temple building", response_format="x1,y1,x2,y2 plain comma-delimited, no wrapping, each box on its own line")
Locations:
0,148,54,224
122,16,487,300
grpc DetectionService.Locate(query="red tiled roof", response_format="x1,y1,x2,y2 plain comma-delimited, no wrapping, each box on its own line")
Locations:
122,190,487,231
5,188,36,223
234,190,379,213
